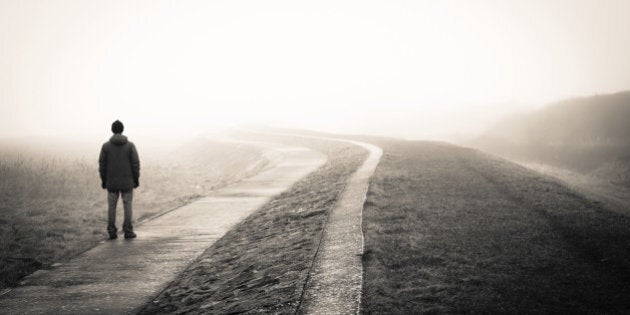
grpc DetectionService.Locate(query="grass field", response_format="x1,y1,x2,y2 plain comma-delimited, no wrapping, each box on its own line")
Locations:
0,138,267,290
361,139,630,313
139,136,367,314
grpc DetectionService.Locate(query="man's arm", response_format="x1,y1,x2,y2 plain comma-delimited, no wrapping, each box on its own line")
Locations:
98,146,107,189
130,143,140,188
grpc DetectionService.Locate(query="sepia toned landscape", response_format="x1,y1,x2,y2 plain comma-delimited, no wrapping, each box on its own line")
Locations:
2,0,630,314
0,138,268,289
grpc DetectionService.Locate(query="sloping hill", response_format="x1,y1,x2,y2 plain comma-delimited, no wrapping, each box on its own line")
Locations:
360,139,630,313
471,91,630,186
488,91,630,145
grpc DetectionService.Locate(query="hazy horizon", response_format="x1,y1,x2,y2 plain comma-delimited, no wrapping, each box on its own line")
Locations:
2,0,630,142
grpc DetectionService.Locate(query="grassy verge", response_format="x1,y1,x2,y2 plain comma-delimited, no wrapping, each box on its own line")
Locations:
139,137,367,314
0,139,266,289
361,139,630,313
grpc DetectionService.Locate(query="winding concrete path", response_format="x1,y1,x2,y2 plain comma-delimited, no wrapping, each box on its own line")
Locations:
297,138,383,314
0,142,326,315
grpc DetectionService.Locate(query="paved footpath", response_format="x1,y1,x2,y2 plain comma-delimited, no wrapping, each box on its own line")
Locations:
0,143,326,315
298,138,382,314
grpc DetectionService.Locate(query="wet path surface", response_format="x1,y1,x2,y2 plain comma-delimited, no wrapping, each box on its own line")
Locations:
299,139,383,314
0,143,326,315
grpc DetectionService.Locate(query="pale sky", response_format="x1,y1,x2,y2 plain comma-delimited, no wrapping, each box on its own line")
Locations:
1,0,630,141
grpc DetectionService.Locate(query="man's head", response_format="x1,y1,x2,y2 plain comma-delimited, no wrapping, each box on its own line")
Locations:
111,120,124,134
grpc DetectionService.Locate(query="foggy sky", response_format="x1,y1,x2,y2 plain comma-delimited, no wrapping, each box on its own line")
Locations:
2,0,630,141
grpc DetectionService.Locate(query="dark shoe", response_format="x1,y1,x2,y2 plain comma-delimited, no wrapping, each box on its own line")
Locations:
124,231,137,239
108,232,118,240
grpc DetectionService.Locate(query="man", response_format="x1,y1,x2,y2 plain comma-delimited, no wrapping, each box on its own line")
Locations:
99,120,140,239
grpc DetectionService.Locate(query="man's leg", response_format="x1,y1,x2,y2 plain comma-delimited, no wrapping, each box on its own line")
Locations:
121,190,135,238
107,190,119,238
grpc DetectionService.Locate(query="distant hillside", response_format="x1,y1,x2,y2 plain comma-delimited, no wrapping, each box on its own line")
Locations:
487,91,630,145
470,91,630,186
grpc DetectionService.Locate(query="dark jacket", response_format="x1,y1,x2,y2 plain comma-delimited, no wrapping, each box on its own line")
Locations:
99,134,140,191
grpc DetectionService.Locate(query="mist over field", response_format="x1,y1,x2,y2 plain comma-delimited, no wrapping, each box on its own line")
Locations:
2,0,630,144
2,1,630,313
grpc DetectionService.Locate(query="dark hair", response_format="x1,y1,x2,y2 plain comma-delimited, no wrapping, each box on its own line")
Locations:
111,120,124,134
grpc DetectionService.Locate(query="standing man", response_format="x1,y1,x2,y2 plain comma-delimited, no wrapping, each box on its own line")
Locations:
99,120,140,239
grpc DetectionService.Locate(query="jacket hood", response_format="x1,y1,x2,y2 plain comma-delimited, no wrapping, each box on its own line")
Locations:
109,134,128,146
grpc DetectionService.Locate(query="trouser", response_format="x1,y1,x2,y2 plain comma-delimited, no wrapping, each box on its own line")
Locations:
107,189,133,233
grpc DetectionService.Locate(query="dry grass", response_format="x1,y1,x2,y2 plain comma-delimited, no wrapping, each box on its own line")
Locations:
361,139,630,313
139,137,367,314
0,139,266,289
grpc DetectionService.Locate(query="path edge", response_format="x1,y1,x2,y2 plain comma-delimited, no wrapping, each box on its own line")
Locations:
243,130,383,314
